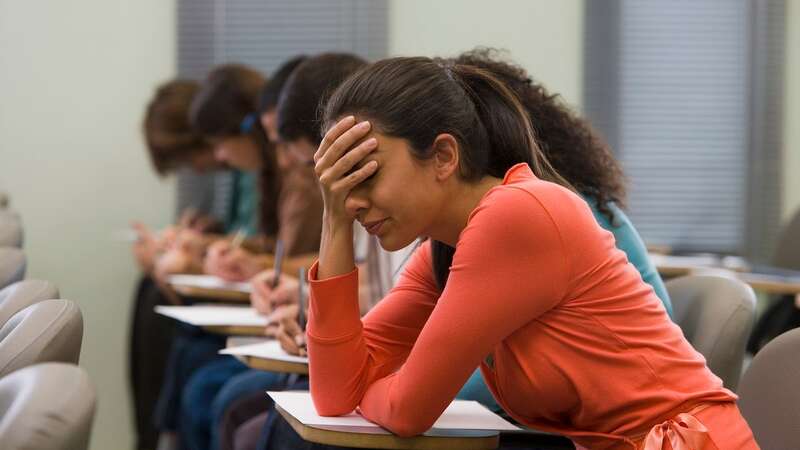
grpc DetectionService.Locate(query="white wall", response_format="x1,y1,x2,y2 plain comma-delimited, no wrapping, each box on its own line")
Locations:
388,0,584,108
782,0,800,222
0,1,177,449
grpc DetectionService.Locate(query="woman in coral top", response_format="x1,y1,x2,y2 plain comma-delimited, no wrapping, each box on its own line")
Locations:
306,57,758,450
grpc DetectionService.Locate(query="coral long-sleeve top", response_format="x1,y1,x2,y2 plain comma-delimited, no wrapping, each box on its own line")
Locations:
306,164,736,449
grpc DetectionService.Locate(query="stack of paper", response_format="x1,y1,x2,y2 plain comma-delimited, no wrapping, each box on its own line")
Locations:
221,340,308,364
155,305,268,327
268,391,520,435
168,274,252,293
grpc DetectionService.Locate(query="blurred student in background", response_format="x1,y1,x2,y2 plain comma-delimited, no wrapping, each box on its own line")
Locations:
178,53,368,450
152,64,270,450
131,79,223,450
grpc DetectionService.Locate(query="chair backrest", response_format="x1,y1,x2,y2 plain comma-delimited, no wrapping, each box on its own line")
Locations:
0,299,83,377
737,328,800,449
0,280,59,327
773,208,800,270
0,247,25,289
0,212,22,248
0,362,96,450
666,274,756,390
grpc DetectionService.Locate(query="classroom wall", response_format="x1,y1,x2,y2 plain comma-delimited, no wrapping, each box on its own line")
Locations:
387,0,584,108
0,1,177,449
782,0,800,222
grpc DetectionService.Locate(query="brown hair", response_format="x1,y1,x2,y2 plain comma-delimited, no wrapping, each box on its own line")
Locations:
189,64,279,236
277,53,367,145
142,80,209,175
454,48,627,221
324,56,573,289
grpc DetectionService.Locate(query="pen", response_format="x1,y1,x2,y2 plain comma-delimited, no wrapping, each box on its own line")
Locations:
297,266,307,353
271,239,285,289
297,267,306,331
229,229,246,250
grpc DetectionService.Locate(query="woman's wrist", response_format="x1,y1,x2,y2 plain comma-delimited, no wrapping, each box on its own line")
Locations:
318,215,356,280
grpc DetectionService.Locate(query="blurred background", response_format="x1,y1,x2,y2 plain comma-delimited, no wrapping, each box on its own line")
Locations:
0,0,796,448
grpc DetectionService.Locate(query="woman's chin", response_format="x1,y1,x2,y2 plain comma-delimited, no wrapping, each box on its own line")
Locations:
377,232,414,252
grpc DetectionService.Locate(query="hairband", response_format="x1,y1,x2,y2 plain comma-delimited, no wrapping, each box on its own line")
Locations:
239,113,257,133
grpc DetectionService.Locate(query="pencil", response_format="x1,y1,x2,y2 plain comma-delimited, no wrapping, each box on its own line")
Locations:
271,239,285,289
230,229,246,249
297,267,307,331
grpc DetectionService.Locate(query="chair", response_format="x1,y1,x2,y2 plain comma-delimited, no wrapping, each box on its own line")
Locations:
0,211,22,248
737,328,800,449
666,274,756,391
0,362,96,450
0,280,59,327
0,247,25,289
0,299,83,377
773,209,800,270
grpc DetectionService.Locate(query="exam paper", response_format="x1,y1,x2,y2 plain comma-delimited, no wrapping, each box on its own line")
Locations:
155,305,268,326
221,340,308,364
168,274,253,293
268,391,519,433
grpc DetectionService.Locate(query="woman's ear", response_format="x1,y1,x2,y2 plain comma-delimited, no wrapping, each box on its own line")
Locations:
431,133,460,181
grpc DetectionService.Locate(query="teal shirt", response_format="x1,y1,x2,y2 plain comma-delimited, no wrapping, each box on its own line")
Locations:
225,170,259,237
457,199,673,414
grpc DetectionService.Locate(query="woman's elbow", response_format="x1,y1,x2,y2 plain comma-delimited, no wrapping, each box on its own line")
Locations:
311,394,359,417
385,419,434,438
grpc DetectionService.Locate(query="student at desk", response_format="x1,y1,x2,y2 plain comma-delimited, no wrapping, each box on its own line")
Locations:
305,58,757,449
176,53,368,450
153,64,273,446
131,79,240,450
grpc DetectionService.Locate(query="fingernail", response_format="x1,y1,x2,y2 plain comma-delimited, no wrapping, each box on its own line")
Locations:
366,138,377,147
358,121,371,129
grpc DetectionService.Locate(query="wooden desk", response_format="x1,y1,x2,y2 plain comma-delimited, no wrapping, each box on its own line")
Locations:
168,274,252,303
222,339,309,374
242,355,308,374
276,404,499,450
202,324,266,336
172,285,250,303
738,273,800,296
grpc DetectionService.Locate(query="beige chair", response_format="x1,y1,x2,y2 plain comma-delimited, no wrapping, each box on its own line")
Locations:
0,362,96,450
0,247,25,289
0,211,22,248
737,328,800,449
666,274,756,391
0,280,59,327
0,299,83,377
773,208,800,270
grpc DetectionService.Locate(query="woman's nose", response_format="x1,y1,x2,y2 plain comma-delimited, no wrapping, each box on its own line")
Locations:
345,189,370,219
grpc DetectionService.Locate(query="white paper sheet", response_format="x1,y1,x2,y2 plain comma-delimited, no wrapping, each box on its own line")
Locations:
220,340,308,364
268,391,520,433
155,305,268,326
168,274,253,293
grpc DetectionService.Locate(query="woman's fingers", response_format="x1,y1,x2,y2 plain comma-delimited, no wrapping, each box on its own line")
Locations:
321,137,377,183
315,120,372,175
331,160,378,193
314,115,356,163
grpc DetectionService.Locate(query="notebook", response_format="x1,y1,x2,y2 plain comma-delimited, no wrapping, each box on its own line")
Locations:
167,274,253,293
154,305,268,327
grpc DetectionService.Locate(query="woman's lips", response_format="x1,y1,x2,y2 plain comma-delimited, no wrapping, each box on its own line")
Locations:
362,218,387,235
